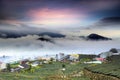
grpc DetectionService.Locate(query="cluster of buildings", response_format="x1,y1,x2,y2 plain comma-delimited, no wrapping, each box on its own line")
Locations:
58,48,120,64
84,48,120,64
0,48,120,72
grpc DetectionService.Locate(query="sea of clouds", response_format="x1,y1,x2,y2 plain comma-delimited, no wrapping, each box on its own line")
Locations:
0,34,120,59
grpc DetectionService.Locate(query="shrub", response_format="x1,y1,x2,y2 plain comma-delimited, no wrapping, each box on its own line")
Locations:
6,63,11,72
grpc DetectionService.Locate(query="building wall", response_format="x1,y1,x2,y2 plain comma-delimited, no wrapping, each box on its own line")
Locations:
0,63,6,70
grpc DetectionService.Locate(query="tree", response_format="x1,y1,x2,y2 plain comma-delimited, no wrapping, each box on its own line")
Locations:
110,48,118,53
62,64,65,68
106,56,112,62
6,63,11,72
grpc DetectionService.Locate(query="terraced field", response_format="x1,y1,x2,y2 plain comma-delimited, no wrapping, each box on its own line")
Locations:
0,62,90,80
86,55,120,80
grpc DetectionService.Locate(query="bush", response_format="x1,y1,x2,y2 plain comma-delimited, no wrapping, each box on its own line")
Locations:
6,63,11,72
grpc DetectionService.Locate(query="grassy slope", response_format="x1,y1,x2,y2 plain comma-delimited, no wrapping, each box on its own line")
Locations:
87,55,120,78
0,62,90,80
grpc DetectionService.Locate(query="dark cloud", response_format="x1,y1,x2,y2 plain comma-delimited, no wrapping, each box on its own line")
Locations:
95,16,120,27
0,22,65,38
86,16,120,30
0,22,49,38
0,22,40,31
0,0,37,20
100,17,120,23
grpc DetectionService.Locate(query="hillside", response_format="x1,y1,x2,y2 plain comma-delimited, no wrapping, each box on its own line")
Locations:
0,62,90,80
86,55,120,78
87,33,112,40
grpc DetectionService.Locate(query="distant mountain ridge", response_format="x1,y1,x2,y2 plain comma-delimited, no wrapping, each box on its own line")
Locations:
87,33,112,40
37,37,54,43
38,32,65,38
0,31,65,38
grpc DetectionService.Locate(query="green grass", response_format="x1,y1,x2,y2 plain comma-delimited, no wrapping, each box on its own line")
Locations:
0,62,90,80
87,56,120,78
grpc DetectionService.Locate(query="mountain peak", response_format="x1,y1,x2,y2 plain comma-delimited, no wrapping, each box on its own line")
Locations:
87,33,112,40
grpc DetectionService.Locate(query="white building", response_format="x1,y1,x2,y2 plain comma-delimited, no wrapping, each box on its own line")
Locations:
100,52,113,58
0,62,6,70
99,48,120,58
84,61,102,64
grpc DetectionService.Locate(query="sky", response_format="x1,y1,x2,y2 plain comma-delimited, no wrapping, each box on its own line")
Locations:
1,0,120,29
0,0,120,60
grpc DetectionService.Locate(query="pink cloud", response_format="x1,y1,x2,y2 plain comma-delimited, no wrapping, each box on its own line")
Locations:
27,8,87,27
28,8,85,19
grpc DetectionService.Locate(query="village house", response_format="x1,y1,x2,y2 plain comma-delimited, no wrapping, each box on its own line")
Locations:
0,61,6,70
31,61,40,67
99,48,120,58
86,48,120,64
83,61,102,64
17,59,31,70
69,54,79,62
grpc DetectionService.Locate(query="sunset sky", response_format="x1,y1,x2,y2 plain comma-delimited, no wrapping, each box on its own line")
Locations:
1,0,120,29
0,0,120,59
